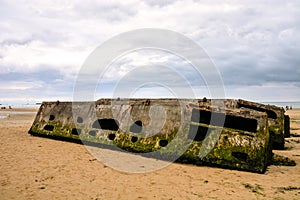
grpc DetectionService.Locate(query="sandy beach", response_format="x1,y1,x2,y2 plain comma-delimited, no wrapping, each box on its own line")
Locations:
0,108,299,199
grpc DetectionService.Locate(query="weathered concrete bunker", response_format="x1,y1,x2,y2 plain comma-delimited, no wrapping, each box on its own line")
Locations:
202,99,289,150
29,99,290,173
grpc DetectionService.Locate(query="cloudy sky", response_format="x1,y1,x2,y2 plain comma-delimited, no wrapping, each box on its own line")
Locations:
0,0,299,103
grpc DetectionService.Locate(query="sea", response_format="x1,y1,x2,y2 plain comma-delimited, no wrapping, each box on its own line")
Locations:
0,101,300,108
0,102,40,108
260,101,300,109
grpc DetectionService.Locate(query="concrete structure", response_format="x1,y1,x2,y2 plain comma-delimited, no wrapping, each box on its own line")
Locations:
207,99,287,150
28,98,288,173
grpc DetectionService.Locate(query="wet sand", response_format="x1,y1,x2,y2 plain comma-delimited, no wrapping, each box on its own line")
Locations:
0,108,299,199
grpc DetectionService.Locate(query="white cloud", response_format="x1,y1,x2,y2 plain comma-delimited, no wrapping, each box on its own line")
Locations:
0,40,88,73
0,80,43,90
0,0,299,102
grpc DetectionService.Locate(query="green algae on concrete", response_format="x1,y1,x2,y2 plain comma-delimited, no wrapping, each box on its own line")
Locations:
28,99,275,173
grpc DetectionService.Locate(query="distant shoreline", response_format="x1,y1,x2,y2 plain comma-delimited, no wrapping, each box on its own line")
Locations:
260,101,300,108
1,100,299,109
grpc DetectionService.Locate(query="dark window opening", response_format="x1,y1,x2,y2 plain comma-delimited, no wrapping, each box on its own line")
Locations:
92,119,119,131
284,115,290,138
49,115,55,121
159,140,168,147
145,99,151,106
88,130,96,137
237,103,277,119
188,124,211,141
44,125,54,131
224,115,257,132
191,109,257,132
191,109,225,126
130,120,143,133
265,110,277,119
231,152,248,162
71,128,81,135
131,136,138,143
108,133,116,141
77,117,83,123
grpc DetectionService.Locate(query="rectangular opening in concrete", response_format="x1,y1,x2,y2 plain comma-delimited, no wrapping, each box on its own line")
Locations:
188,124,212,141
237,102,277,119
71,128,81,135
43,125,54,131
92,119,119,131
191,109,257,132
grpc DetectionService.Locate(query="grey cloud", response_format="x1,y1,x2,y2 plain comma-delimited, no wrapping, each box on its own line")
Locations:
185,2,300,89
0,68,76,100
294,82,300,88
142,0,176,7
0,68,64,82
0,38,34,46
71,1,139,22
0,0,299,101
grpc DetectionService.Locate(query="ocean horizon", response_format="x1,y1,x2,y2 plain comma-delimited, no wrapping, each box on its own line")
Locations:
261,101,300,108
1,100,300,108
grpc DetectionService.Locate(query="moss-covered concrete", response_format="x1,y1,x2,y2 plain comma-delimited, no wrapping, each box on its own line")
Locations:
28,99,275,173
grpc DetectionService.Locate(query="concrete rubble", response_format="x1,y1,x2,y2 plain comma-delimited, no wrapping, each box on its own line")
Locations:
29,98,291,173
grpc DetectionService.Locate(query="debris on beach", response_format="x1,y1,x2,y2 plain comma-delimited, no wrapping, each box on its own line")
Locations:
28,98,291,173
